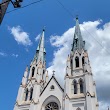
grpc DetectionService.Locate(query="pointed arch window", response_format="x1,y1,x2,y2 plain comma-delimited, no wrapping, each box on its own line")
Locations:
30,88,33,100
42,70,45,79
73,80,77,94
71,59,73,70
75,57,79,68
79,79,83,93
82,56,85,66
32,67,35,77
25,89,28,101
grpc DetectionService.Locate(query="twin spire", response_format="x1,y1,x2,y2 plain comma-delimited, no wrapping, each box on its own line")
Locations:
71,17,85,52
33,17,85,65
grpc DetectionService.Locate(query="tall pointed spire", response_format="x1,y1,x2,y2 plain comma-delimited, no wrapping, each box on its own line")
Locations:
72,17,85,52
33,28,46,65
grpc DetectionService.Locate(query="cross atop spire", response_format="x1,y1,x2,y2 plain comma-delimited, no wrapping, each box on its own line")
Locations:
71,17,85,52
33,28,46,65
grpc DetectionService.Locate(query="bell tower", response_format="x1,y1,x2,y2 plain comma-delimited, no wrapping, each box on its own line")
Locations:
64,17,99,110
14,29,49,110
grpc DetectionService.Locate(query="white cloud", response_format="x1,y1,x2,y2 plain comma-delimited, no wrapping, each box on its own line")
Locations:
12,54,18,58
47,20,110,109
0,51,19,58
35,34,41,42
9,26,32,46
99,102,109,110
0,51,7,56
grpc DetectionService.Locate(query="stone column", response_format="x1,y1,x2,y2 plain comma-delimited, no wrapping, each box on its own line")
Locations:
77,83,80,94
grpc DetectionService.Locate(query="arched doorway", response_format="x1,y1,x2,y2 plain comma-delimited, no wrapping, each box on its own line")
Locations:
41,95,61,110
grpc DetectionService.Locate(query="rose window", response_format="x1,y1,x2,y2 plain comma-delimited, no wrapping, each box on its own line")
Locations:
45,102,59,110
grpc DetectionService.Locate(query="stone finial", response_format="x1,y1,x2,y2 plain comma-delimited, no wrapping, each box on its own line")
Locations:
84,52,88,57
46,71,48,77
67,54,70,61
26,65,28,72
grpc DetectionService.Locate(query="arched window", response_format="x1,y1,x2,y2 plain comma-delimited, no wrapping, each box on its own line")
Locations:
30,88,33,100
25,89,28,101
32,67,35,77
45,102,59,110
73,80,77,94
71,59,73,70
79,79,83,93
42,70,45,79
75,57,79,68
82,56,85,65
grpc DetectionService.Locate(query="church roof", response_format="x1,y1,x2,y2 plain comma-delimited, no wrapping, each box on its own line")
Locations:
40,75,64,96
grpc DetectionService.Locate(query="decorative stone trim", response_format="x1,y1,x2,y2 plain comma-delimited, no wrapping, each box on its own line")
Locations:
86,91,95,97
17,101,31,106
31,99,39,105
71,94,85,99
65,94,70,100
69,74,84,79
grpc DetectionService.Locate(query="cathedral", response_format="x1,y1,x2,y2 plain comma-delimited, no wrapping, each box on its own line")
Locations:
14,18,99,110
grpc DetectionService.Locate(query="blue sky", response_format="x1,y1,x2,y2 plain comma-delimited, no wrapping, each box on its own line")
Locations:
0,0,110,110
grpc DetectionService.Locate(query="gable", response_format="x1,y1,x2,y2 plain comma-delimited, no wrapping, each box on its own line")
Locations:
40,76,64,96
39,75,64,109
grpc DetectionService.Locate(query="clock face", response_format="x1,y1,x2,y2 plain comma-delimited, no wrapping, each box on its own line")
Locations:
45,102,59,110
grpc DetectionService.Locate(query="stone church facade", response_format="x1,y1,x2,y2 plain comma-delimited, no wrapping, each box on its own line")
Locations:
14,18,99,110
